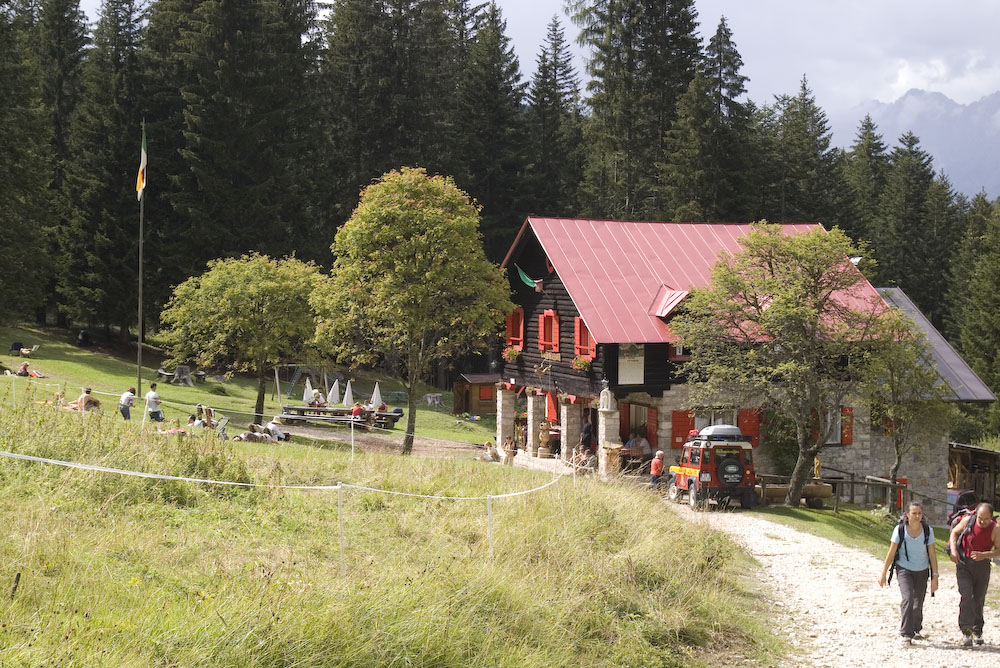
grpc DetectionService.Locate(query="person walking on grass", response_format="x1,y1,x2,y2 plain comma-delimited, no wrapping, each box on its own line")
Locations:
878,501,939,646
119,387,136,420
950,502,1000,646
145,382,164,422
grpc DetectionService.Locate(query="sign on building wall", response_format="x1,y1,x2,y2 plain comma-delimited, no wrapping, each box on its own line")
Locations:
618,344,645,385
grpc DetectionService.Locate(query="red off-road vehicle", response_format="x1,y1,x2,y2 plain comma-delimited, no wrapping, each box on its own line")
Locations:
667,424,757,510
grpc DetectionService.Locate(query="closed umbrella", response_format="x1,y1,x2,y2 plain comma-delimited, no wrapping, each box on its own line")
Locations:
370,382,383,409
329,379,340,405
343,380,354,406
302,376,313,404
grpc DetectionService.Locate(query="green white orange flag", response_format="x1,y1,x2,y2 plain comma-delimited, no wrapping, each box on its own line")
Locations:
135,127,147,201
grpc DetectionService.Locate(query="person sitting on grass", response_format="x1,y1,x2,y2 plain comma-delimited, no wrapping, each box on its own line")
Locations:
16,361,30,377
232,430,274,443
67,388,101,411
264,417,288,441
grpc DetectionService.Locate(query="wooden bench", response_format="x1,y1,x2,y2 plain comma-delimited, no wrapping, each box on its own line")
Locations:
156,368,175,382
279,405,403,429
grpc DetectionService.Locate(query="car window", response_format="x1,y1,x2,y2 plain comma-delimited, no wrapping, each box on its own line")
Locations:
680,448,689,465
691,448,701,465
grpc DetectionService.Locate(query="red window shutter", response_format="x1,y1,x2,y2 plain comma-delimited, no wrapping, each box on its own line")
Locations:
537,314,546,350
546,392,558,422
506,308,523,349
841,406,854,445
737,408,761,447
671,410,694,449
573,317,581,354
478,385,493,401
646,407,658,449
551,312,560,353
619,402,630,443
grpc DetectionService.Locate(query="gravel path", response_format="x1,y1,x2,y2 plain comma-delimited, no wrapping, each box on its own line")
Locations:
669,504,1000,667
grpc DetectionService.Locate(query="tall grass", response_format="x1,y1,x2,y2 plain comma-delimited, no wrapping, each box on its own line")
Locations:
0,402,781,667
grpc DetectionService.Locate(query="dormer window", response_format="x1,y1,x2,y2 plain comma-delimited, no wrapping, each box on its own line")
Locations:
505,307,524,350
574,317,596,359
538,309,559,352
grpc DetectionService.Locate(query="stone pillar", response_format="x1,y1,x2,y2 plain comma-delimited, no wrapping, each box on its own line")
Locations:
495,384,515,447
526,392,544,456
599,442,622,480
597,392,620,478
560,399,582,462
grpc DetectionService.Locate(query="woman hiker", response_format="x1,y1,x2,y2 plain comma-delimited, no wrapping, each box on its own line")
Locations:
878,501,939,646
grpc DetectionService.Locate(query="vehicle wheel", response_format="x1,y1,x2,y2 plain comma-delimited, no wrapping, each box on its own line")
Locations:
688,482,699,510
667,482,681,503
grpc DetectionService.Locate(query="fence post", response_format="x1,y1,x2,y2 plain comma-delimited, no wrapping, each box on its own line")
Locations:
864,481,870,507
337,483,345,574
11,377,15,409
350,420,355,461
850,473,855,505
834,481,840,512
487,495,494,560
760,478,768,506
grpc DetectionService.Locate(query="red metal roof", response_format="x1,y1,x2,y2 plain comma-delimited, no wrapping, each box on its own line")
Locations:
502,218,885,344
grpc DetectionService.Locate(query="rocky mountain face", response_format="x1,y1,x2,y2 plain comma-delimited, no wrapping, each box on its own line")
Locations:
830,89,1000,199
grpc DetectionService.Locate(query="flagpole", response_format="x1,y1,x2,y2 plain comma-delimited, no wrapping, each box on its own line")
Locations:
136,119,146,396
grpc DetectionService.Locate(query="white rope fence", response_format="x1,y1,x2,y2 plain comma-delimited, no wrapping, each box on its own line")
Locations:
0,447,564,568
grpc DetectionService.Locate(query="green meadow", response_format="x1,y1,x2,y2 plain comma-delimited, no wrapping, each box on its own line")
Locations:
0,396,780,667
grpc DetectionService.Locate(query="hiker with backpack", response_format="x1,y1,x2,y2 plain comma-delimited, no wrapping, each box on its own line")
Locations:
949,502,1000,646
878,502,939,646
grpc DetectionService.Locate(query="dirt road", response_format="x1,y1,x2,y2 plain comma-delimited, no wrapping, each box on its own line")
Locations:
669,504,1000,667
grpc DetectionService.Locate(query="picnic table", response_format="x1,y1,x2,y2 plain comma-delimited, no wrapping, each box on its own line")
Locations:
280,405,403,430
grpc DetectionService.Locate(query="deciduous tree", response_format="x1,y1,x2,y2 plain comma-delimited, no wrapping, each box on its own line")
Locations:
670,223,889,506
311,167,513,454
859,309,954,510
160,254,320,423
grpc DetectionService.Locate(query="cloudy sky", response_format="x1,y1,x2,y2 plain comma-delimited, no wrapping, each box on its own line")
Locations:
503,0,1000,116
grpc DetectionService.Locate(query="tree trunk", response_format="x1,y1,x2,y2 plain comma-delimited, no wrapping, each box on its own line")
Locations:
402,387,417,455
889,454,902,513
254,365,267,425
785,447,818,506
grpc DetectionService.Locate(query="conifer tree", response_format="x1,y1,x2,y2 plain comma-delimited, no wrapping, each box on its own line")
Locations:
843,115,888,243
869,132,936,300
172,0,319,265
57,0,144,335
0,0,48,319
945,192,994,341
32,0,89,324
768,77,843,226
959,205,1000,433
570,0,700,218
524,15,582,218
454,2,526,259
658,16,750,221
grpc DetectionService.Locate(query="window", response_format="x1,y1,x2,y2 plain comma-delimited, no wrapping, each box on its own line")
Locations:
574,317,596,359
694,409,737,431
825,408,842,445
538,309,559,352
669,344,691,361
478,385,493,401
690,449,702,465
505,308,524,350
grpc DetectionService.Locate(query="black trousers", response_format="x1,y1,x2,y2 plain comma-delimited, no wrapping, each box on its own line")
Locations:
897,567,929,638
956,559,991,635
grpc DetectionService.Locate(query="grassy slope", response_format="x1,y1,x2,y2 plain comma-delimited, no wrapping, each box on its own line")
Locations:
0,324,495,445
0,402,781,667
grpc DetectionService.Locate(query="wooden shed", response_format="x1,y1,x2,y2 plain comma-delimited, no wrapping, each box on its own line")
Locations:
453,373,500,415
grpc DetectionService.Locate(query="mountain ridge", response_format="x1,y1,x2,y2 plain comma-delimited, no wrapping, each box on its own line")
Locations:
830,89,1000,198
